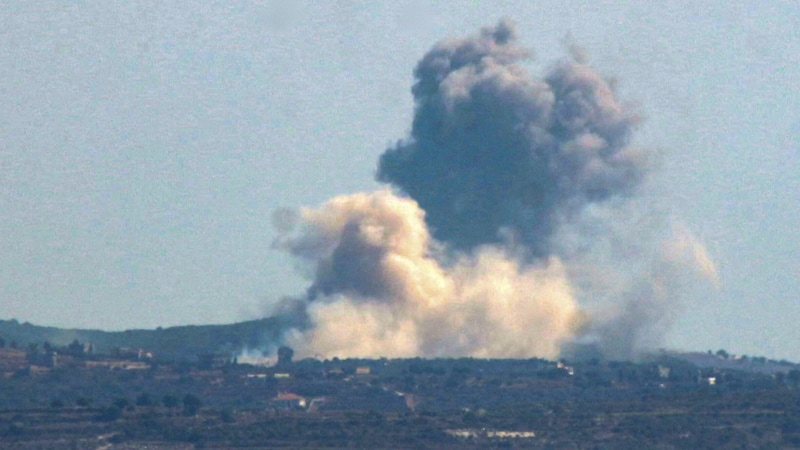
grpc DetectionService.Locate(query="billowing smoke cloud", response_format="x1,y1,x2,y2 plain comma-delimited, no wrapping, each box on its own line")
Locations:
378,19,647,257
270,20,716,361
275,191,582,359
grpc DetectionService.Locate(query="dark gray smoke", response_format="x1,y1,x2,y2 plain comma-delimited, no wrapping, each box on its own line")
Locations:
378,19,647,257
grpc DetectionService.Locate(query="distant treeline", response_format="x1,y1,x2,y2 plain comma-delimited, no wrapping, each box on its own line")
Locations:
0,316,295,362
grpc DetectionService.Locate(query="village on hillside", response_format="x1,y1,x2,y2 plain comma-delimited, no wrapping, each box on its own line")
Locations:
2,338,800,448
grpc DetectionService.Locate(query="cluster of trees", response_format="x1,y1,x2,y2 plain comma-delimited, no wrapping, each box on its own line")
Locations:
0,338,90,361
94,393,203,422
0,336,18,349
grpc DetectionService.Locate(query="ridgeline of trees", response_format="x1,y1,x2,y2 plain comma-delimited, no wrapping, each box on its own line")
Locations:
0,317,296,362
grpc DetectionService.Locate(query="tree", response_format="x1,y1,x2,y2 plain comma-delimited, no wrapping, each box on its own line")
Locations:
163,394,180,408
67,339,84,356
277,346,294,366
788,370,800,388
113,398,129,409
775,372,786,386
220,409,236,423
97,406,123,422
136,392,153,407
182,394,202,416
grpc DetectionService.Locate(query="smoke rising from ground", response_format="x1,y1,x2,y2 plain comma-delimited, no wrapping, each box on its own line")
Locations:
270,20,716,361
275,191,582,359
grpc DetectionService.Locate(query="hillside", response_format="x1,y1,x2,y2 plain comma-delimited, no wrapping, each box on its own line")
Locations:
2,353,800,448
2,317,798,375
0,316,296,362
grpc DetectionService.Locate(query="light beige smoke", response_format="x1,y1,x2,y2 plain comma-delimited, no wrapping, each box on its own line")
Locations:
558,213,720,360
277,190,584,359
661,222,719,288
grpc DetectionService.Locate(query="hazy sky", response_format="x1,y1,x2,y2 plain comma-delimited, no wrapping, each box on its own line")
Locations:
1,2,798,360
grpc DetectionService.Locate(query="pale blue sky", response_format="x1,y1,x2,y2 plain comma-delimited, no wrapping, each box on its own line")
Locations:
1,2,798,360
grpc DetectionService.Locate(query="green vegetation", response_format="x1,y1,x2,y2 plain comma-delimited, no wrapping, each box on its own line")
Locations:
0,317,296,362
2,320,800,447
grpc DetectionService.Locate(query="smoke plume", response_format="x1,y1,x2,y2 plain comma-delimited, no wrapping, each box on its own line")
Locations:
275,191,582,359
378,19,647,257
271,20,716,360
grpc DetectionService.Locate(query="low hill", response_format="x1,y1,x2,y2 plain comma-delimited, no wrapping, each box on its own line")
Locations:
2,318,797,373
0,316,296,362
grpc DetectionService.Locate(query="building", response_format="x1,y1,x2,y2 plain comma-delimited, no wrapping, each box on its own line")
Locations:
270,393,307,410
